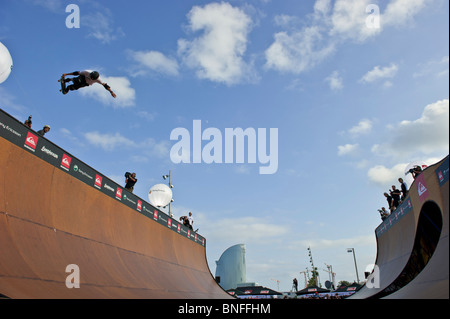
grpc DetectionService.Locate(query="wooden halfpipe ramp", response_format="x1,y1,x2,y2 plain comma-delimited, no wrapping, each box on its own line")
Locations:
350,156,449,299
0,109,231,299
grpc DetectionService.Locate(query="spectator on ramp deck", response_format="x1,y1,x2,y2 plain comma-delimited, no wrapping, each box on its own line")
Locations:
124,172,137,193
37,125,50,137
180,215,190,228
409,166,423,179
384,192,394,212
24,115,32,128
390,185,401,209
188,212,194,230
398,178,408,200
378,207,390,221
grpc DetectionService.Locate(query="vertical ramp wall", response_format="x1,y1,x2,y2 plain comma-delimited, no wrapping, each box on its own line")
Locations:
351,156,448,299
0,109,231,299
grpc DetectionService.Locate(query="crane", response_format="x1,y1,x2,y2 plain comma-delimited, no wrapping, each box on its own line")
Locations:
323,263,336,290
299,271,308,289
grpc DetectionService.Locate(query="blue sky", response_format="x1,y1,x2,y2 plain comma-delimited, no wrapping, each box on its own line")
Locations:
0,0,448,292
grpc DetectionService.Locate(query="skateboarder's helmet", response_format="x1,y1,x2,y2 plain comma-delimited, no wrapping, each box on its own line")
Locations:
90,71,100,80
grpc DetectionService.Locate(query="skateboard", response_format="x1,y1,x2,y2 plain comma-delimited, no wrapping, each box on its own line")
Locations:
58,75,67,94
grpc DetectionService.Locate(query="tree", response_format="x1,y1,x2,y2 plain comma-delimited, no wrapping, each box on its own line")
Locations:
337,280,352,287
307,267,320,287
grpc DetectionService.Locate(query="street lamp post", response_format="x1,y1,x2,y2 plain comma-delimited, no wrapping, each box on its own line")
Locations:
347,248,360,284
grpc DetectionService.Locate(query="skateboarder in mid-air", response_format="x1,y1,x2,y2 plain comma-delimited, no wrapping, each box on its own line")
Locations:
59,70,116,98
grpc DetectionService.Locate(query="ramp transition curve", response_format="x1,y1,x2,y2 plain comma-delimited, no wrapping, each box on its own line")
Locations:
0,109,231,299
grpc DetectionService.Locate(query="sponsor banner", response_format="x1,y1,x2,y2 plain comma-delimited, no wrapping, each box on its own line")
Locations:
376,198,413,237
140,203,154,219
0,116,24,145
72,162,96,185
39,144,60,166
122,191,143,211
0,109,205,246
435,157,449,187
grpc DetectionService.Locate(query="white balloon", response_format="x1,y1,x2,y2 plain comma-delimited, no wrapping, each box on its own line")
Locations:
148,184,173,207
0,42,13,84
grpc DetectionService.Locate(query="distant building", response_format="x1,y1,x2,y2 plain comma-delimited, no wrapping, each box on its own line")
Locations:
215,244,246,291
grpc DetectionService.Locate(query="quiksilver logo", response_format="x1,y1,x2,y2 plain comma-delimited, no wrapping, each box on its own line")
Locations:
24,132,38,151
60,154,71,171
94,175,102,189
27,136,36,146
116,188,122,200
418,182,427,196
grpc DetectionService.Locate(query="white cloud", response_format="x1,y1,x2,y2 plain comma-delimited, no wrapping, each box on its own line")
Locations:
82,10,125,44
59,127,82,145
414,56,449,78
330,0,429,41
129,50,179,77
330,0,381,42
264,26,335,74
203,216,289,243
372,99,449,158
360,63,399,84
338,143,359,156
79,75,136,108
141,138,170,159
84,131,136,151
84,131,169,157
265,0,429,75
177,2,255,85
175,205,288,243
383,0,429,27
314,0,332,18
273,14,300,28
325,70,344,91
367,156,445,187
136,110,156,122
295,234,375,251
348,119,373,136
367,163,407,186
0,87,26,114
31,0,63,12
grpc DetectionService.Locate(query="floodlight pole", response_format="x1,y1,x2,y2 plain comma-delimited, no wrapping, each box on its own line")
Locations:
163,170,173,216
347,248,360,284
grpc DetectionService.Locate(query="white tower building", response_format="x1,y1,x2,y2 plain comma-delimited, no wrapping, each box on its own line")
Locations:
215,244,246,291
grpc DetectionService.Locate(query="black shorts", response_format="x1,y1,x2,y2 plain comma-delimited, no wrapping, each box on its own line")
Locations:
70,75,89,90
